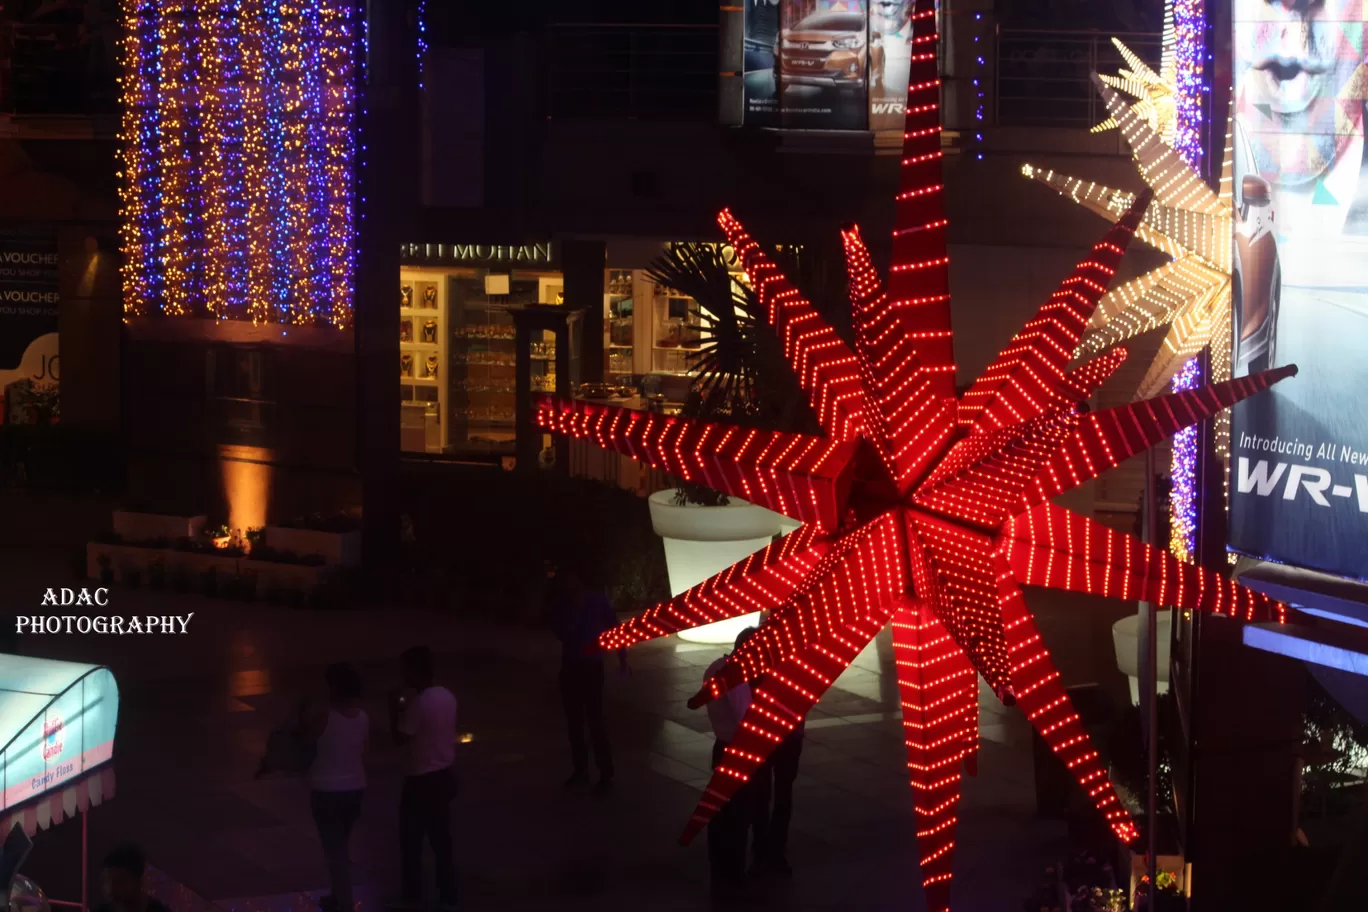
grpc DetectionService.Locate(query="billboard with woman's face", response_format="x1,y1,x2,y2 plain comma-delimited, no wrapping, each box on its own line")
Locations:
1230,0,1368,581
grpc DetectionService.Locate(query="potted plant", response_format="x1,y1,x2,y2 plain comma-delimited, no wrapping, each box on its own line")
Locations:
264,511,362,566
643,242,813,644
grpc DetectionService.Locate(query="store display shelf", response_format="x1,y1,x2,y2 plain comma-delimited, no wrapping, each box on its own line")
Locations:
607,344,633,350
402,377,440,386
454,418,515,427
399,306,440,316
401,341,439,350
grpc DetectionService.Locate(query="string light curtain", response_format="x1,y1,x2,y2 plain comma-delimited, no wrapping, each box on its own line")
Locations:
118,0,359,328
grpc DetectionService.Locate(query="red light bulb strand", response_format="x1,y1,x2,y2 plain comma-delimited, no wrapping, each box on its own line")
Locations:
679,589,902,845
533,395,857,532
908,511,1015,701
997,502,1289,624
716,209,867,443
1020,364,1299,509
840,224,957,491
914,412,1079,531
597,525,832,652
888,0,955,397
689,511,911,707
891,599,977,912
1061,347,1130,404
997,560,1138,842
957,191,1153,434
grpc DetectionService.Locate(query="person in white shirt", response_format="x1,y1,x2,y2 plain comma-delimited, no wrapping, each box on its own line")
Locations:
702,627,762,898
390,646,458,908
305,663,368,912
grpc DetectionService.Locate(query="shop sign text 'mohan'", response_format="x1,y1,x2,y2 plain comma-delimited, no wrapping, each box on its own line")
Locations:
401,242,554,266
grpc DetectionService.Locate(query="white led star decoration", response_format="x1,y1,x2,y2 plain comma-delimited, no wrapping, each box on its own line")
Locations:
1091,3,1179,147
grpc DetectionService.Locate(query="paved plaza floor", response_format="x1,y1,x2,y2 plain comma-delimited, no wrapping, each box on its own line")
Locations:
2,545,1134,911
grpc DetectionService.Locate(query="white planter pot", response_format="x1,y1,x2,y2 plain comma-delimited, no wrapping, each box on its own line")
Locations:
1113,610,1172,706
648,489,786,644
113,511,206,542
264,527,361,566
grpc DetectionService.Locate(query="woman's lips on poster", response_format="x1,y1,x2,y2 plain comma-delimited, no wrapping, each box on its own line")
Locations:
1253,55,1328,114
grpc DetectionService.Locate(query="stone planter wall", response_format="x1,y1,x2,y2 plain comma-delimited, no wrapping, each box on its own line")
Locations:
112,511,207,542
263,526,361,566
86,542,332,597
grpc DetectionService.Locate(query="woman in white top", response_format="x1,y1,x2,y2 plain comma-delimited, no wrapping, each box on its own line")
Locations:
305,663,368,912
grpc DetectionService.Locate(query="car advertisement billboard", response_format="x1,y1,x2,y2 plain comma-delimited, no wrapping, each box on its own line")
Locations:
742,0,923,131
1230,0,1368,582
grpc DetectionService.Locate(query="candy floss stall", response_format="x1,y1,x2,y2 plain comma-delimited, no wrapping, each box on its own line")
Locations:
1,657,119,911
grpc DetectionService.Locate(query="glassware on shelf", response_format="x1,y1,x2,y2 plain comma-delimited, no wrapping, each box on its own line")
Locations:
657,318,681,348
454,351,516,366
530,341,556,359
610,317,633,347
453,324,515,339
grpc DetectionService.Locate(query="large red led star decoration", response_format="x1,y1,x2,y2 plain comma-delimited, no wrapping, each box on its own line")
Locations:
533,4,1295,908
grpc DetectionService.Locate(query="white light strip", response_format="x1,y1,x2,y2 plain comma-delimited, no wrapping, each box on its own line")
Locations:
1242,625,1368,677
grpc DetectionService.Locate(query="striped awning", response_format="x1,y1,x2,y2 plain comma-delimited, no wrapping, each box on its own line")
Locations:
0,764,115,837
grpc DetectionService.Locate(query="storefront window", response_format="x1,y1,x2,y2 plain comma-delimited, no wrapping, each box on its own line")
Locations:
399,261,564,458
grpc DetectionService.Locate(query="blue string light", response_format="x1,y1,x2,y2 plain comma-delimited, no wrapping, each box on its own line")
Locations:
1167,0,1206,558
1169,356,1202,561
417,0,428,91
1170,0,1205,170
118,0,358,326
972,11,985,160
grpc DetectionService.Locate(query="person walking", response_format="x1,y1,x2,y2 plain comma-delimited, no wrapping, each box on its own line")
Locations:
548,567,627,789
304,663,368,912
95,844,172,912
753,718,804,877
701,626,761,899
391,646,458,909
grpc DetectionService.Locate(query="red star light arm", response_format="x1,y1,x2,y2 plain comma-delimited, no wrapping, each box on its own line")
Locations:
914,412,1080,530
886,0,956,397
533,396,855,531
716,208,866,443
1022,365,1298,507
999,564,1138,843
957,191,1152,434
907,512,1015,702
997,502,1288,623
841,223,957,491
891,600,978,912
689,511,910,706
597,525,832,651
1063,348,1129,402
680,592,903,845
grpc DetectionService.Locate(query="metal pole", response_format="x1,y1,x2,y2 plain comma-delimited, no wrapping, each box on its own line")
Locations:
82,809,88,912
1143,446,1159,897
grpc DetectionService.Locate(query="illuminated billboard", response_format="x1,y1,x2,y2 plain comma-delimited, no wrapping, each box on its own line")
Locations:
742,0,925,131
1230,1,1368,581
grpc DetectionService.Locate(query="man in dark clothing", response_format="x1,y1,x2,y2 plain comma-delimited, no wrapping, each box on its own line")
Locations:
95,844,173,912
753,720,804,876
549,567,627,789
